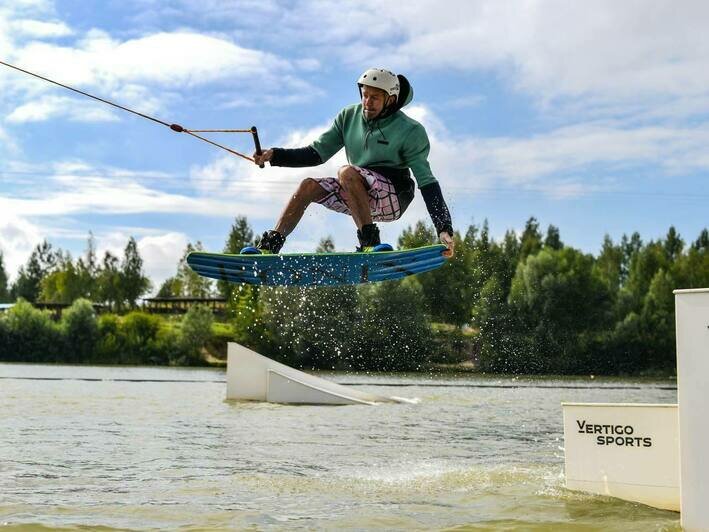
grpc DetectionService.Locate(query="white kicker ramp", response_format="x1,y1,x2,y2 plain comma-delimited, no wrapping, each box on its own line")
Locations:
226,342,410,405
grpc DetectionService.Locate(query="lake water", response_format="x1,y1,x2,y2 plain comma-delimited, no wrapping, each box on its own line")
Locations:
0,364,680,530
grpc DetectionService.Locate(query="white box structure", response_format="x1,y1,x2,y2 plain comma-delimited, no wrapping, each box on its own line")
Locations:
226,342,411,405
563,288,709,529
675,288,709,531
562,403,679,511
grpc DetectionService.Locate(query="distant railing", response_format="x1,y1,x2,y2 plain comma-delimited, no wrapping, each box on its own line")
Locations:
1,298,228,319
141,297,227,315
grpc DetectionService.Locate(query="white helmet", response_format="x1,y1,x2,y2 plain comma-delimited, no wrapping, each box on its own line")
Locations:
357,68,400,100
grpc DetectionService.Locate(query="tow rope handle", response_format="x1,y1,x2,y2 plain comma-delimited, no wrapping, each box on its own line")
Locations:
251,127,264,168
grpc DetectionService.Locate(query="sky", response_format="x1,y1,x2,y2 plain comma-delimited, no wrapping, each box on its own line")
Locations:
0,0,708,289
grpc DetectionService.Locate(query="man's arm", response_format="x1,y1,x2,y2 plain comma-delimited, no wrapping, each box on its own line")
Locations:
254,110,346,168
401,126,455,257
270,146,322,167
420,182,455,257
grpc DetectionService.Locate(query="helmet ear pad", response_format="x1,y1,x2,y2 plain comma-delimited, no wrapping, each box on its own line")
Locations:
396,74,412,108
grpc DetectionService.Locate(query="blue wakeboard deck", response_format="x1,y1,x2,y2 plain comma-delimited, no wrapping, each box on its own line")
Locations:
187,244,448,287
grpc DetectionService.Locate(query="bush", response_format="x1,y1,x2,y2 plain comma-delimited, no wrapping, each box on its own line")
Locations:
1,299,62,362
0,316,9,357
120,311,167,364
179,304,214,361
61,299,99,363
95,313,123,363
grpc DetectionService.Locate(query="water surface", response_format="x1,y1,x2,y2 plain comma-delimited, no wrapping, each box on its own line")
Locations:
0,364,680,530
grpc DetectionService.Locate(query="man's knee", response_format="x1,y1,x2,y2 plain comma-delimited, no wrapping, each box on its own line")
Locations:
296,178,324,200
337,165,363,189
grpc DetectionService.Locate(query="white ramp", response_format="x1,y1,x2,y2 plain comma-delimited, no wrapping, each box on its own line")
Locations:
226,342,410,405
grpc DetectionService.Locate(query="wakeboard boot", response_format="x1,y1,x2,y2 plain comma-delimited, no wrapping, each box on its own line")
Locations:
241,230,286,255
356,223,393,252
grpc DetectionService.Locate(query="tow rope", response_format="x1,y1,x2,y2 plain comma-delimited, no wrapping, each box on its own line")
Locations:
0,59,263,165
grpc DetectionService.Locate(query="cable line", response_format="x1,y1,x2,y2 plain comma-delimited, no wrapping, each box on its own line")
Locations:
0,59,262,163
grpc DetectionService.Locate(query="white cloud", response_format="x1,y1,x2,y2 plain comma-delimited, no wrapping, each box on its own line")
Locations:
10,31,289,88
309,1,709,104
0,123,19,153
0,161,267,220
137,232,189,290
461,122,709,187
178,0,709,121
11,19,72,38
91,229,188,293
6,95,118,123
0,214,43,281
1,22,314,124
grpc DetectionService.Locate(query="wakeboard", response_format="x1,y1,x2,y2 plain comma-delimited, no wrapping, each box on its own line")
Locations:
186,244,448,287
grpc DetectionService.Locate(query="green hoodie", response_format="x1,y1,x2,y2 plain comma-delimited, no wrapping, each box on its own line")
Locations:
309,96,436,189
269,76,453,236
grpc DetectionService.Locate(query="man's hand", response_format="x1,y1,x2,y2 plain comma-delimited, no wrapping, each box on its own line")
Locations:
440,231,455,258
254,148,274,167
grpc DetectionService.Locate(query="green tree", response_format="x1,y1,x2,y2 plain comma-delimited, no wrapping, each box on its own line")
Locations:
664,226,684,261
12,240,58,303
673,233,709,288
398,221,437,249
176,242,212,298
180,304,214,359
398,221,472,325
347,279,434,371
594,235,624,295
692,229,709,251
620,232,643,281
75,232,99,301
224,216,254,254
506,247,613,373
156,276,183,298
40,252,92,303
473,274,520,372
219,216,255,299
519,217,543,260
316,236,335,253
121,237,151,308
544,224,563,250
0,252,9,303
96,251,123,310
639,268,676,370
259,284,359,368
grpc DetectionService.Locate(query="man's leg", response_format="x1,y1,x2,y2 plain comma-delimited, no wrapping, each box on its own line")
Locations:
337,166,384,249
274,178,328,236
337,166,373,229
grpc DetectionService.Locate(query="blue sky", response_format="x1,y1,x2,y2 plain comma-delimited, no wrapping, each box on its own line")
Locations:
1,0,708,287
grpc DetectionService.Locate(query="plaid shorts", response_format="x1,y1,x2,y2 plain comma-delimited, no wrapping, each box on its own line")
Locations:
315,166,404,222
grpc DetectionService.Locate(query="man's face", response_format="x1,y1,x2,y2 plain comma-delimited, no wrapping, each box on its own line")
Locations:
362,85,393,120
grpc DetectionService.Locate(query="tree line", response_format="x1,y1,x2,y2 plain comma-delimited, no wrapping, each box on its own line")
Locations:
1,216,707,374
0,234,150,311
0,298,214,366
